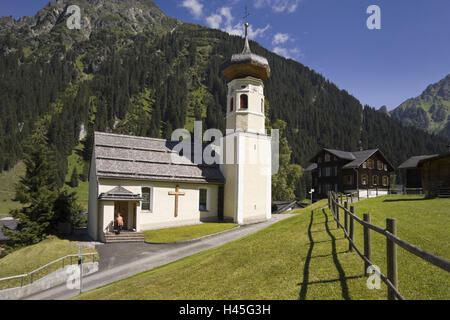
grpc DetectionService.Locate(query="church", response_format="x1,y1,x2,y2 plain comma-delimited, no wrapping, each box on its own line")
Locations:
87,23,273,242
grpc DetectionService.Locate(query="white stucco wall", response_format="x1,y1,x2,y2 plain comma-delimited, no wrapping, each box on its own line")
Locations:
97,179,220,234
221,132,272,224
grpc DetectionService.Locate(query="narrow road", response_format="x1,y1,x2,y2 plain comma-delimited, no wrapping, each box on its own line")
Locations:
24,214,296,300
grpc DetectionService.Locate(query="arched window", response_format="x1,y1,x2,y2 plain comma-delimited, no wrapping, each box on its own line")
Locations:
240,94,248,109
261,98,264,113
230,97,234,112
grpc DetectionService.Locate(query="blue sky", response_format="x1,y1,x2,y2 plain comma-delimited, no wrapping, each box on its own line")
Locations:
1,0,449,110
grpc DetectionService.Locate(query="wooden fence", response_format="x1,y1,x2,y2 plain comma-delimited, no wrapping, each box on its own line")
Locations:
327,191,450,300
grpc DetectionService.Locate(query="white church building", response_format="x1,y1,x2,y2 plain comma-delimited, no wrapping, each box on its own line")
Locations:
88,23,273,242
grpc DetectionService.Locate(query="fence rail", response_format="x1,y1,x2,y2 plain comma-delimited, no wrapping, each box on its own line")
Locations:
327,191,450,300
0,252,98,290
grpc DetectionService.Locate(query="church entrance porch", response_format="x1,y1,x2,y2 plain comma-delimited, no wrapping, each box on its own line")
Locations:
114,201,137,231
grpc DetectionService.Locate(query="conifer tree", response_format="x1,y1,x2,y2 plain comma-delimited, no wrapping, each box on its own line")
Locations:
2,123,59,247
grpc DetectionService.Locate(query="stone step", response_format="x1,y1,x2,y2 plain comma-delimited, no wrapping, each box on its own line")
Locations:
104,232,145,243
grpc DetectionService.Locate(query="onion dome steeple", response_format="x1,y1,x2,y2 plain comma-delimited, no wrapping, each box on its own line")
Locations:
221,23,271,82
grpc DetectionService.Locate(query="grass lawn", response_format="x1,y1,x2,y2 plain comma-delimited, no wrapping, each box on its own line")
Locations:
143,223,238,243
288,199,328,215
0,236,97,290
74,195,449,300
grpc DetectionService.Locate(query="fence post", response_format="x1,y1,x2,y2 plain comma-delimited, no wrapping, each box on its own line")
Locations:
344,201,348,232
363,213,371,276
336,200,340,228
349,206,355,251
386,218,398,300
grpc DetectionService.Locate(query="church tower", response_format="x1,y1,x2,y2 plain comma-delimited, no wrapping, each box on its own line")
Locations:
220,23,272,224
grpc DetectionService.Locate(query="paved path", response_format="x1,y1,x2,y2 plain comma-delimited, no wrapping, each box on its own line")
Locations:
24,214,296,300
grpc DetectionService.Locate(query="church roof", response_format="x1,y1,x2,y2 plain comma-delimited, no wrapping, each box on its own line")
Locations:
93,132,225,184
221,24,271,81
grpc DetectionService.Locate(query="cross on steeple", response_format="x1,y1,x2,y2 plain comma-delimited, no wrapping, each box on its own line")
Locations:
243,5,250,37
243,5,250,21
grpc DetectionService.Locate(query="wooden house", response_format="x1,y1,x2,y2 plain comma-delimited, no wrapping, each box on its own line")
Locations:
417,153,450,198
306,148,395,199
398,155,438,194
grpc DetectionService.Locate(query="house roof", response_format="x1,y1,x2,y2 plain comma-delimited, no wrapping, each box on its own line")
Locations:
93,132,225,185
98,186,143,201
342,149,379,169
307,148,394,170
323,148,356,161
0,219,19,241
305,163,318,172
417,153,450,167
398,155,439,169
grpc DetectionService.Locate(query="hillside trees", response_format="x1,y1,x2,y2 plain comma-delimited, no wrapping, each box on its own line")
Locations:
1,124,83,249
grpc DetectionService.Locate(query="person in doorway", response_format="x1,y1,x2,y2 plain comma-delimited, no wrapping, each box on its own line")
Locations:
116,213,124,234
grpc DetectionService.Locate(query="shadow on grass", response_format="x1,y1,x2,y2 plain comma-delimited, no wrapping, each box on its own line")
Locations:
298,209,356,300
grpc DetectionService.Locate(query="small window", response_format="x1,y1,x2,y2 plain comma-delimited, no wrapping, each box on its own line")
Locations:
363,162,367,169
318,168,322,177
384,164,387,171
325,154,331,162
377,161,384,170
367,160,373,169
199,189,207,211
142,187,152,211
362,175,368,185
383,176,389,186
230,97,234,112
325,167,331,177
373,175,378,185
240,94,248,109
318,156,322,163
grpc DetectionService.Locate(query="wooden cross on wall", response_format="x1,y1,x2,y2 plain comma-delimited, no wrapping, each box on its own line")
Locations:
168,185,185,218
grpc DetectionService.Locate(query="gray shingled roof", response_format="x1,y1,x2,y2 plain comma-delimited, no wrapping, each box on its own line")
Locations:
398,155,440,169
94,132,225,184
305,163,318,172
342,149,379,168
308,148,394,170
323,148,356,161
98,186,143,201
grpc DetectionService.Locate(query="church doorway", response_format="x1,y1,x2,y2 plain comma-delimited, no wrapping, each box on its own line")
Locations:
114,201,136,231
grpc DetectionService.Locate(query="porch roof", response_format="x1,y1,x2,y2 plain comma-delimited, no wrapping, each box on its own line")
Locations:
98,186,143,201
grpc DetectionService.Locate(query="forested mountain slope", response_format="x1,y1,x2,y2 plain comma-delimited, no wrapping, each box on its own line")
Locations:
0,0,448,186
390,74,450,140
